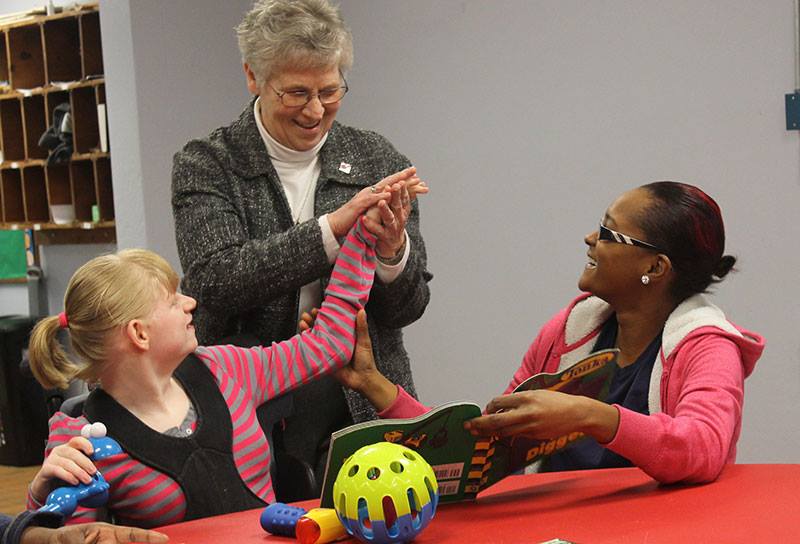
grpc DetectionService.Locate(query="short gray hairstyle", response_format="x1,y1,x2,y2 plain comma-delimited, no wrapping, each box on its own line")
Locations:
236,0,354,86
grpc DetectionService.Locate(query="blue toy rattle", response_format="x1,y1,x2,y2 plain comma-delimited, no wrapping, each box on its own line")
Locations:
37,422,122,517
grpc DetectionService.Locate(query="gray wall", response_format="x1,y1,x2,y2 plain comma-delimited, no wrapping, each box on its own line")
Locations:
100,0,252,269
0,284,28,314
1,0,796,464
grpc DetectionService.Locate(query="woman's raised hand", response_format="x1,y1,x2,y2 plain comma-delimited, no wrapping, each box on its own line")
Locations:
363,182,408,259
327,167,421,239
30,436,96,503
363,170,429,260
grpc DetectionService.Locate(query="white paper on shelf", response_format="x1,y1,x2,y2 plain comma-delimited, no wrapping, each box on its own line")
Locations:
97,103,108,152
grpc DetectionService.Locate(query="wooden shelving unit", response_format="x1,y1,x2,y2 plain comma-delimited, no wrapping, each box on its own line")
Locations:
0,3,114,245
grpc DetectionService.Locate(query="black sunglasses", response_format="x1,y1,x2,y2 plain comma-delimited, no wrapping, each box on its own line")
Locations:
598,222,661,252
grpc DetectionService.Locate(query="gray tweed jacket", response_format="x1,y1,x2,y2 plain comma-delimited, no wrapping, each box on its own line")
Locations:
171,100,432,474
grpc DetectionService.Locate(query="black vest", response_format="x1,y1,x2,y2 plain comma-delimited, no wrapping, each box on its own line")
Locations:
83,354,266,523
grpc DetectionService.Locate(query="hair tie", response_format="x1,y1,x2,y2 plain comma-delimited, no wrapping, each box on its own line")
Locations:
58,312,69,329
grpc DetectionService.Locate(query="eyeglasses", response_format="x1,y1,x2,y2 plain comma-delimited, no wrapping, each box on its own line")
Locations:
269,78,349,108
598,222,661,252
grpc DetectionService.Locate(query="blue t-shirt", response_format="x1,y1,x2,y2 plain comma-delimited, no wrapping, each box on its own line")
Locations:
543,314,662,472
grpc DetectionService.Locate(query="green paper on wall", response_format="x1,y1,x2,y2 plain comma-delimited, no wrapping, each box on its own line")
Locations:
0,230,27,280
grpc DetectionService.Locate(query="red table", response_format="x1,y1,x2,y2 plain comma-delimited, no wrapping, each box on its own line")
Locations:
160,464,800,543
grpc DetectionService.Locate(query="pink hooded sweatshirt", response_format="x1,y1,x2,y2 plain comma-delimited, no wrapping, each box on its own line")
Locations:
382,293,764,484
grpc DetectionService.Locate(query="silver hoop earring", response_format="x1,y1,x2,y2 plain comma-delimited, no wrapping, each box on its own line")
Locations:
641,275,650,285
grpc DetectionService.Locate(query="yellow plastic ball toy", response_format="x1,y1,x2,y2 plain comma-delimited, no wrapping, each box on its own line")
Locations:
333,442,438,544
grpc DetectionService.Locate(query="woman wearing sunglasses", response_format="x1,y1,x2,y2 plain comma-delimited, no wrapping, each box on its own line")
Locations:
334,181,764,484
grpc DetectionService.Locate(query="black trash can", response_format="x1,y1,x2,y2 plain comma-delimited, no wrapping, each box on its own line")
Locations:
0,315,48,466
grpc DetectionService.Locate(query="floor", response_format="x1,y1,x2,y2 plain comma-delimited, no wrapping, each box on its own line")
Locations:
0,465,40,515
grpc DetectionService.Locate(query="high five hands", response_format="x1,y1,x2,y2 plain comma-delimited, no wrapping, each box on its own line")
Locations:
363,169,427,260
326,166,429,259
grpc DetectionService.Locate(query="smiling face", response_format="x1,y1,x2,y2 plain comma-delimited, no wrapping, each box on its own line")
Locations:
144,289,198,364
579,188,660,303
247,63,343,151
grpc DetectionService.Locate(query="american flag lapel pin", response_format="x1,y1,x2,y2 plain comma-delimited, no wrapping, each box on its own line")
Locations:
338,161,352,174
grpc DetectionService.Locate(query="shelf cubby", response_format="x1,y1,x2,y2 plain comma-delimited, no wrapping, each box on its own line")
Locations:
1,168,24,222
22,165,48,222
7,24,45,90
45,162,70,205
70,159,94,222
71,85,99,153
22,94,47,160
79,11,103,78
44,89,69,123
0,97,24,161
44,17,82,84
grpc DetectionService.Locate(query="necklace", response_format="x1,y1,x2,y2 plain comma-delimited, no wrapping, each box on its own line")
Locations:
293,178,316,225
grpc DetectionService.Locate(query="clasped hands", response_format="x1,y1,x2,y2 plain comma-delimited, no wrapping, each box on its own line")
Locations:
327,166,429,260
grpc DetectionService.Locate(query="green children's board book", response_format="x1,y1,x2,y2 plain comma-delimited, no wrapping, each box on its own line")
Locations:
319,348,619,507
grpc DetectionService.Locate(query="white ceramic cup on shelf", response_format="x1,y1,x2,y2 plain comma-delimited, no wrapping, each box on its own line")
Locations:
50,204,76,225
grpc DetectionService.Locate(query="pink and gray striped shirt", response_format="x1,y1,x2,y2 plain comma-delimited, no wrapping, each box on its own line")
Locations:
28,220,376,527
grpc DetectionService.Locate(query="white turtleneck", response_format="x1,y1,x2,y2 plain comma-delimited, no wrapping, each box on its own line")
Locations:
253,98,409,324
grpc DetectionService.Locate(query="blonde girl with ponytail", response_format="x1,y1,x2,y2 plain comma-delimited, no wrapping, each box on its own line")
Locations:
25,216,379,528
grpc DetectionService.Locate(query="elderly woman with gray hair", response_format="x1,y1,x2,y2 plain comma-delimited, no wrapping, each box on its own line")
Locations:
171,0,432,496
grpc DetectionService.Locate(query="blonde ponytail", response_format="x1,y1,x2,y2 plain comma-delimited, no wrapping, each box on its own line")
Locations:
28,316,83,390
